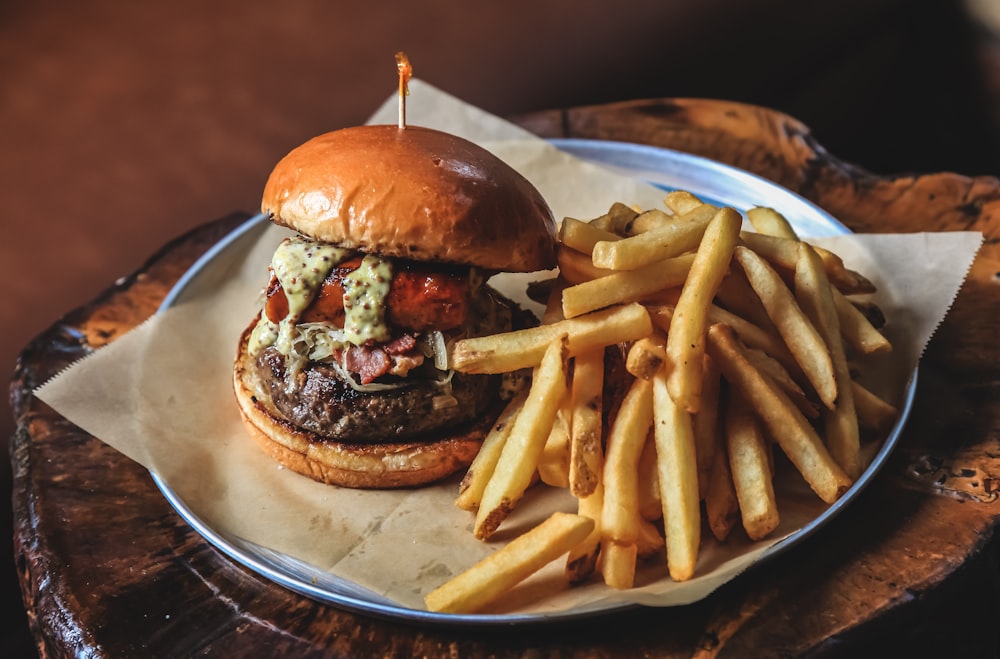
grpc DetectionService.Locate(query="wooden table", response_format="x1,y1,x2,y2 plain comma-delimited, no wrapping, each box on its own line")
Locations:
12,99,1000,657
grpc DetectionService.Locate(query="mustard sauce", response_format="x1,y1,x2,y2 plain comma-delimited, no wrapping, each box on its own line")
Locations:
342,254,393,345
248,235,353,355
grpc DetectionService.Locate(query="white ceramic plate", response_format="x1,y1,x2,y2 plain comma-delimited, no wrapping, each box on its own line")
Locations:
153,139,916,625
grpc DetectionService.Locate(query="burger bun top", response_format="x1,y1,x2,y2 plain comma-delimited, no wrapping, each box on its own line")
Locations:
261,125,557,272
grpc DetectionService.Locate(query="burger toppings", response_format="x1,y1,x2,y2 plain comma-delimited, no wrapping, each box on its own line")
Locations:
248,233,485,392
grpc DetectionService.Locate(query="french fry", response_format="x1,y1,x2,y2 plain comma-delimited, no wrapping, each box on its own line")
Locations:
588,202,638,233
559,217,620,255
739,232,876,295
425,512,595,614
734,245,838,410
601,380,653,588
537,407,571,488
590,206,715,270
622,208,673,234
569,350,604,498
665,206,742,413
561,254,693,318
706,323,853,504
474,337,569,540
636,434,662,521
626,332,667,381
600,541,639,590
556,245,613,284
653,368,701,581
715,269,779,335
704,432,739,542
693,353,722,499
451,303,652,375
565,483,604,583
832,289,892,355
456,391,527,512
725,392,780,541
663,190,707,215
601,378,654,546
852,379,899,432
795,242,862,479
746,206,798,239
742,346,819,419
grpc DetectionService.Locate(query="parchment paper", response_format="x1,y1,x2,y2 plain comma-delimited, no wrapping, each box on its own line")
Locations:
36,80,983,615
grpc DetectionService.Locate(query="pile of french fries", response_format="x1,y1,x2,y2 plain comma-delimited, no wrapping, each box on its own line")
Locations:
424,191,899,614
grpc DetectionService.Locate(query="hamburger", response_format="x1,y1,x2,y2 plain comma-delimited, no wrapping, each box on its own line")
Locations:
233,124,556,488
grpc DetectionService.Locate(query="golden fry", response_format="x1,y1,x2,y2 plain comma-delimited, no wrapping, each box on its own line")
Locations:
537,407,571,488
704,434,739,542
636,434,662,521
739,232,876,295
734,245,837,410
556,245,613,284
562,254,693,318
795,242,861,479
626,332,667,381
569,350,605,498
588,202,639,233
653,369,701,581
692,353,722,499
425,512,595,614
832,289,892,354
591,206,714,270
451,303,652,374
663,190,706,215
565,482,604,583
456,391,526,512
725,392,780,541
852,379,899,432
474,337,569,540
746,206,798,239
706,323,852,504
559,217,620,255
666,206,742,413
600,540,638,590
601,378,654,545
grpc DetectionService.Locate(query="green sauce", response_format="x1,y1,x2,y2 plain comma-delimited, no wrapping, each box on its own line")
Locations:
248,235,353,355
342,254,393,345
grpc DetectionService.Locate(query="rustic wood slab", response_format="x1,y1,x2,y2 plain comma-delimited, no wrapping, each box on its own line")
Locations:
12,100,1000,657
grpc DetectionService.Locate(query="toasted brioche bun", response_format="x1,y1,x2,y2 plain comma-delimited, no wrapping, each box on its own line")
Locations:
260,124,556,272
233,322,490,488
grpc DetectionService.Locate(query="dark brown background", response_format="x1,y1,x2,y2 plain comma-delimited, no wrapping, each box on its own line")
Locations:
3,1,999,656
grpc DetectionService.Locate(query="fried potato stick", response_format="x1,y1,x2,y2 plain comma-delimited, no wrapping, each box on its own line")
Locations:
733,245,837,410
665,206,742,414
653,368,701,581
569,349,604,498
746,206,798,239
725,392,780,541
706,323,852,504
456,391,527,512
426,512,595,614
795,242,862,479
591,205,715,270
562,254,694,318
474,337,569,540
602,378,654,545
451,303,652,374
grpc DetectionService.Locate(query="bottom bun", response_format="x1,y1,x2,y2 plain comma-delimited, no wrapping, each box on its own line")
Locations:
233,325,490,488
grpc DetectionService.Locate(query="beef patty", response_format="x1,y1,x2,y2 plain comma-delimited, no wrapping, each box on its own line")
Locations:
254,347,501,443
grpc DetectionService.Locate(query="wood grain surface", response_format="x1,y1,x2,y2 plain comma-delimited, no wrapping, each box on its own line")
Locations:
12,99,1000,658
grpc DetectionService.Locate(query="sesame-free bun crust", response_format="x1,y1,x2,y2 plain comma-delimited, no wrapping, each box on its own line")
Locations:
233,322,487,488
261,125,556,272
